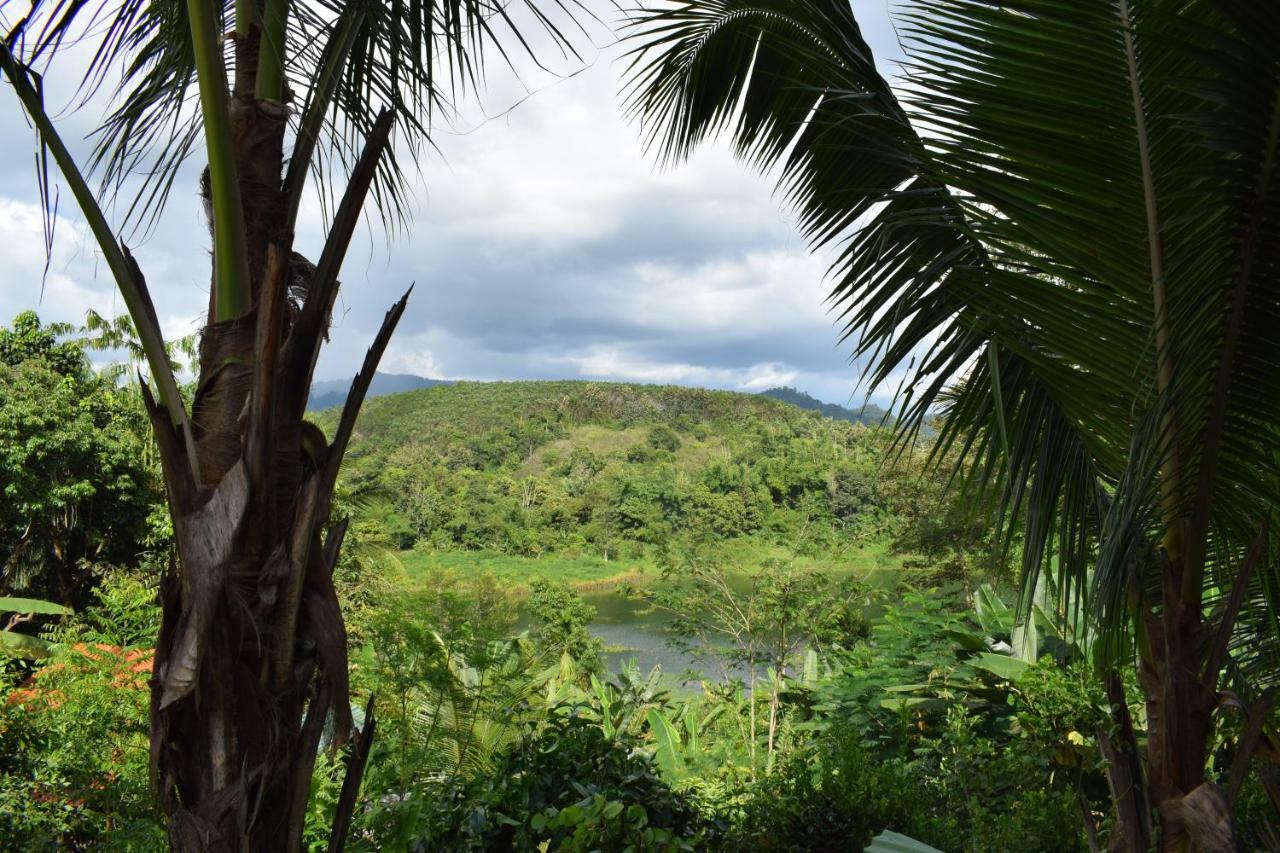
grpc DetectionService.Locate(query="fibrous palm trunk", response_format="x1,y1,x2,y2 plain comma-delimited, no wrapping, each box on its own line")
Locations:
141,29,404,852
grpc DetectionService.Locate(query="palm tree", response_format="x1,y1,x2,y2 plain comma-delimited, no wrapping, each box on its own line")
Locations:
624,1,1278,849
1,0,588,848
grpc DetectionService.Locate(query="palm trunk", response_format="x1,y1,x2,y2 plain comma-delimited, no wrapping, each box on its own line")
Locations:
1136,603,1223,851
1,5,407,848
1116,2,1236,846
142,20,402,850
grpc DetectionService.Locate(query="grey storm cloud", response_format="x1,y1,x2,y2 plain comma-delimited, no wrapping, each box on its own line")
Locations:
0,1,905,409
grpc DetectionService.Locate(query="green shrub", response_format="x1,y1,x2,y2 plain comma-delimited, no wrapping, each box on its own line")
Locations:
647,425,682,453
734,726,1084,852
0,575,163,850
411,710,714,850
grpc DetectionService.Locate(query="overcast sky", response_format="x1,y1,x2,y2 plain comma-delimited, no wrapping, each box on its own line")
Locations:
0,1,905,406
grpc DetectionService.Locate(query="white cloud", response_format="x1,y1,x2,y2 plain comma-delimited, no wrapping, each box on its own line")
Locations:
0,198,117,326
383,347,445,379
2,1,912,409
623,249,833,337
562,348,802,395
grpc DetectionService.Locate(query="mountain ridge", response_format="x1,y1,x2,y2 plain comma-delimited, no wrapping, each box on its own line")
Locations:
307,372,450,411
758,386,890,427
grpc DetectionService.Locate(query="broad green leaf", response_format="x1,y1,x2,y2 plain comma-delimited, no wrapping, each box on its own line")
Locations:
646,708,685,778
971,652,1031,681
1012,620,1038,664
973,584,1012,636
683,707,699,753
1031,604,1064,641
0,597,72,616
0,630,54,659
945,628,988,652
880,696,947,712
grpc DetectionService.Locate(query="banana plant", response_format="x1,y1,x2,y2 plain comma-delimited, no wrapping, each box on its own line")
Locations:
645,707,686,778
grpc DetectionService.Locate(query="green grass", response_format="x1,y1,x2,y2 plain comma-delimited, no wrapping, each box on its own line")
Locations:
517,425,650,476
397,536,904,594
516,424,732,478
399,549,653,591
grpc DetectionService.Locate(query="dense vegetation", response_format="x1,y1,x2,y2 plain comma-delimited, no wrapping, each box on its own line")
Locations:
5,0,1276,845
316,380,903,564
0,313,162,609
4,319,1277,849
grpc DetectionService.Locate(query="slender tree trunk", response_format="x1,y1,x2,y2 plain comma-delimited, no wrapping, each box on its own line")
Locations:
1138,615,1218,850
766,678,779,770
1097,670,1151,852
747,659,757,779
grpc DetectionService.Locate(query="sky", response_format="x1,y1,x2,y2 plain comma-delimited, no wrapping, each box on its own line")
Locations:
0,1,905,407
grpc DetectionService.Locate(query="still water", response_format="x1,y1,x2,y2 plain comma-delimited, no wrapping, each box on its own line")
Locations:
578,586,715,680
561,565,893,684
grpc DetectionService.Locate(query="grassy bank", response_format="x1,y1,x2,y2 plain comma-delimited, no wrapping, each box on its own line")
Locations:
399,549,650,591
397,536,906,594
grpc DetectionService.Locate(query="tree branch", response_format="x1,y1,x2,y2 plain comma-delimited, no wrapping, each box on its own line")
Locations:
246,243,289,499
187,0,252,320
327,695,377,853
319,286,413,496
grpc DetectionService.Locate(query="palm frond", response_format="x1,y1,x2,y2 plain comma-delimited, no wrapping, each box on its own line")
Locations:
5,0,597,235
625,0,1280,666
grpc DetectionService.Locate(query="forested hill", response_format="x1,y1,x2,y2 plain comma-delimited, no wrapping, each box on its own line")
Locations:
760,386,889,427
316,380,892,556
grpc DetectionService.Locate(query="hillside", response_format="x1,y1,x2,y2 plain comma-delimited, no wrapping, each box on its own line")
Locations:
760,386,890,427
319,380,895,561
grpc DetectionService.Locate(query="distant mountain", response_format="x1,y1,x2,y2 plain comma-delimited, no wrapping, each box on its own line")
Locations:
307,372,450,411
759,387,890,428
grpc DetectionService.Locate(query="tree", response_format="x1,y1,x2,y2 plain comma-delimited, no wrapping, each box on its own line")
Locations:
1,1,587,848
0,313,156,608
625,1,1279,849
525,579,605,676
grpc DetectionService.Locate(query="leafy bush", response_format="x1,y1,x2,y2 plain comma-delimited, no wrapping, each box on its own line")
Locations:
734,725,1084,852
647,425,682,453
410,709,714,850
525,580,604,676
0,313,159,608
0,574,163,850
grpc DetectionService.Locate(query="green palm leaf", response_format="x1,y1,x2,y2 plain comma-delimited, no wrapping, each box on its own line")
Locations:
9,0,595,235
626,1,1280,832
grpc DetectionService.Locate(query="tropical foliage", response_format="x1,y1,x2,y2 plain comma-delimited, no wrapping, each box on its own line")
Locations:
0,313,160,609
3,0,1279,848
625,0,1280,847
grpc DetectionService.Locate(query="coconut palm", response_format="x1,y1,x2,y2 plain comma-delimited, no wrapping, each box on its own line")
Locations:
1,0,588,848
625,1,1278,849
